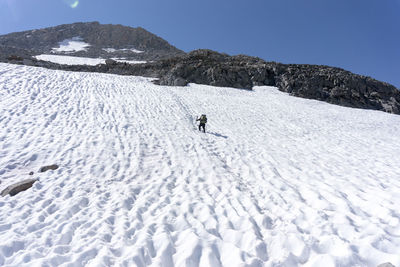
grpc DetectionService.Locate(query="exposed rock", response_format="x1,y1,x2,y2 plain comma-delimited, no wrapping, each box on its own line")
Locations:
159,73,188,87
275,64,400,114
377,263,395,267
39,164,59,173
172,77,188,87
156,50,276,89
7,55,23,61
1,179,37,197
29,171,34,175
105,59,117,66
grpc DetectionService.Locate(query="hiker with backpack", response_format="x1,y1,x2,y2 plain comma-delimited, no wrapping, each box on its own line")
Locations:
196,114,207,133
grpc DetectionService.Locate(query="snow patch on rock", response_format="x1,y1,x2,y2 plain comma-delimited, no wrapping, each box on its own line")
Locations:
103,47,144,53
52,37,90,53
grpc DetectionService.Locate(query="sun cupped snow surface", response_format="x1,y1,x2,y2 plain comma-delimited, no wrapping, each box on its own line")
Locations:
0,63,400,267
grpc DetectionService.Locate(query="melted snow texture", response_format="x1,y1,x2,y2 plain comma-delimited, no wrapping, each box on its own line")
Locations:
52,37,90,53
35,55,147,66
0,63,400,267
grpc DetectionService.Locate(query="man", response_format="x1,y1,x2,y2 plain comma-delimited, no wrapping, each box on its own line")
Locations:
196,114,207,133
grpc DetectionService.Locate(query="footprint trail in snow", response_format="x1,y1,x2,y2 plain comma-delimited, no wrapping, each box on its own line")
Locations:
0,63,400,266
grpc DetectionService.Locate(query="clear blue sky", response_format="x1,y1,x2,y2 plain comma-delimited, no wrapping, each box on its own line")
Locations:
1,0,399,88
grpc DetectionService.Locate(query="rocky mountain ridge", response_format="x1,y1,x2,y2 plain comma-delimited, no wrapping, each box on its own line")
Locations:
1,22,399,114
0,21,185,61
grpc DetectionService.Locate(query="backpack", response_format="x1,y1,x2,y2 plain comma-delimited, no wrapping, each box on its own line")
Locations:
200,115,207,123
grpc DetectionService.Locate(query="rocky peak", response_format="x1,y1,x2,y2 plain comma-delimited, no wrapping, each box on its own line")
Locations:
0,22,185,60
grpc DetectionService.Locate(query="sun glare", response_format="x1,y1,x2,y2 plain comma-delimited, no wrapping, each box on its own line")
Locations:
70,0,79,8
62,0,79,9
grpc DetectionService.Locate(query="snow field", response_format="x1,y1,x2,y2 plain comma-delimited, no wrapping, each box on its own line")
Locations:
35,55,147,66
0,63,400,266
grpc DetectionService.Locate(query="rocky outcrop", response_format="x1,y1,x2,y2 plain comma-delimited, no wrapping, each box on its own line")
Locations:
156,50,276,89
275,64,400,114
1,179,37,197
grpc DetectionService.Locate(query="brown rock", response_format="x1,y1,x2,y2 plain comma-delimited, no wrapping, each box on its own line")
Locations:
39,164,59,173
1,179,37,197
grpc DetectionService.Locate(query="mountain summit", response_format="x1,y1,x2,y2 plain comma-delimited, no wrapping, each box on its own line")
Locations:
0,21,185,60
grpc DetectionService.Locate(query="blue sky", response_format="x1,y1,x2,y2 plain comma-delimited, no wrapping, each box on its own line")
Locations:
1,0,399,88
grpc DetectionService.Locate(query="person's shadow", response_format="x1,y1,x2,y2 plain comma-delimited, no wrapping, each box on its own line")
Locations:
208,132,228,139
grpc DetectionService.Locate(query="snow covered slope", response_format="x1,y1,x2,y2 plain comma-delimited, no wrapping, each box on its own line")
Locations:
0,63,399,267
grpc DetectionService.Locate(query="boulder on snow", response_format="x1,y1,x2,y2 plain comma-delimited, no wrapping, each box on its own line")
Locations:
105,59,117,66
159,75,187,86
377,263,395,267
173,77,188,86
1,179,37,197
39,164,59,173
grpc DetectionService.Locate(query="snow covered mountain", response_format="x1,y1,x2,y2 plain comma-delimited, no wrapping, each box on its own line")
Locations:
1,23,399,115
0,22,184,61
0,62,399,266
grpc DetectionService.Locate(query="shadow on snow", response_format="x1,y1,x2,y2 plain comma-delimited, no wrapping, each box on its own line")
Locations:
207,132,228,139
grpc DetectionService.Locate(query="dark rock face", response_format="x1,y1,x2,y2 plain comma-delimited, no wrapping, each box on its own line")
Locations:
0,22,185,61
1,179,37,197
156,50,277,89
275,64,400,114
